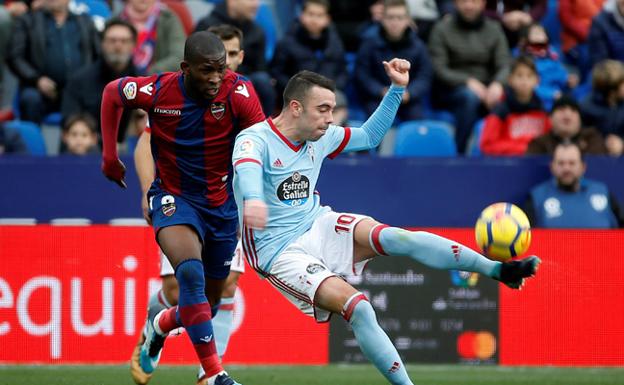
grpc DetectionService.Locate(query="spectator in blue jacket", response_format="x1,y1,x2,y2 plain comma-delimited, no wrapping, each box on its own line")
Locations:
580,59,624,156
354,0,431,121
526,141,623,228
270,0,347,97
518,23,575,111
588,0,624,66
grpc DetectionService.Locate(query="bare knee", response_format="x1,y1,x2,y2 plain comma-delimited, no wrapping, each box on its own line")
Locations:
222,271,241,298
161,275,179,306
313,276,359,315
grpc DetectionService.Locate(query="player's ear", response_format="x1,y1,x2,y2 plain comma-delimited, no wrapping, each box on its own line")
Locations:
239,50,245,64
180,60,190,74
290,100,302,117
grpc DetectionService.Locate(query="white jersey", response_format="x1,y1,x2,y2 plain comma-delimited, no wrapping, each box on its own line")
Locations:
232,118,351,274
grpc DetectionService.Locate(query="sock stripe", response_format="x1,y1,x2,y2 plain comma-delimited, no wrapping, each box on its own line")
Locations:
342,293,368,322
370,224,390,256
219,303,235,311
178,303,212,326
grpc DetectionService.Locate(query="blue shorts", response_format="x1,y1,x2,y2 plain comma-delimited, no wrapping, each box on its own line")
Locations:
148,187,238,280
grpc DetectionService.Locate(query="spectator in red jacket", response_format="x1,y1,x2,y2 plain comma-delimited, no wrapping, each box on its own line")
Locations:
481,55,551,155
559,0,604,79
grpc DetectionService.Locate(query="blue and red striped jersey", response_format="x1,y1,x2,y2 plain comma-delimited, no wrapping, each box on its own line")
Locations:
118,70,265,207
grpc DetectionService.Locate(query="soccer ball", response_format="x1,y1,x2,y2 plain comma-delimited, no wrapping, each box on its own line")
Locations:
475,202,531,262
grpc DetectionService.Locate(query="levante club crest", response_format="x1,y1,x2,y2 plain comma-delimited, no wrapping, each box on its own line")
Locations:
211,102,226,120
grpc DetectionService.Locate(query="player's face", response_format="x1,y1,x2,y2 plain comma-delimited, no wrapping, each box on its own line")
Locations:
382,6,410,40
550,106,581,138
300,3,330,37
297,86,335,141
183,52,227,100
454,0,485,22
102,25,135,68
63,121,97,155
222,38,244,72
551,146,586,188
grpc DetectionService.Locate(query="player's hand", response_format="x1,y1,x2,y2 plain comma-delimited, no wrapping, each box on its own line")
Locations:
101,157,127,188
244,199,268,230
383,58,410,88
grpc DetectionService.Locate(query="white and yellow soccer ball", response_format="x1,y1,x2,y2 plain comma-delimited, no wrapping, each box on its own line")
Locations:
475,202,531,262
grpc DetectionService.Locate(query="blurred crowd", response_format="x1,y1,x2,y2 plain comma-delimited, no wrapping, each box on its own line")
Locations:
0,0,623,158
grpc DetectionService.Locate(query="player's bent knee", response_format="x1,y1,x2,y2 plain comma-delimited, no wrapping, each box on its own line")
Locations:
341,292,371,322
162,275,179,305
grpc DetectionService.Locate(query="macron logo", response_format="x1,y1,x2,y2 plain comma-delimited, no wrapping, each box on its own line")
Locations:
273,158,284,168
154,107,182,116
235,83,250,98
199,335,213,343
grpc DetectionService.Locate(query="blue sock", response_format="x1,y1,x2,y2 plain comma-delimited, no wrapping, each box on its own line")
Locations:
346,296,413,385
175,259,221,376
374,227,501,278
212,296,234,357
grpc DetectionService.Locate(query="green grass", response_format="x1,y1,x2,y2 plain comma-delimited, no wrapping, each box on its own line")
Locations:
1,365,623,385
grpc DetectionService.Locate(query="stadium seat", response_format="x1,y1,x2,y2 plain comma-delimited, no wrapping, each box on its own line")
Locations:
255,2,278,62
4,120,46,156
393,120,457,157
109,218,149,226
466,119,485,157
0,218,37,225
50,218,92,225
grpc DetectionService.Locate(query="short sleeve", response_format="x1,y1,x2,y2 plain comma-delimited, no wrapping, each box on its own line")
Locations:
233,130,266,167
325,125,352,159
118,75,160,110
231,78,266,129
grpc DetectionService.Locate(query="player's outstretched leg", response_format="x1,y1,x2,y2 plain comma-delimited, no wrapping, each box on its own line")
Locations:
371,225,540,288
131,282,176,385
344,293,413,385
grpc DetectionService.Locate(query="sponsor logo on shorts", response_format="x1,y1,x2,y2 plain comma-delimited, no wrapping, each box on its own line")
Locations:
306,263,325,274
161,195,176,217
277,172,310,207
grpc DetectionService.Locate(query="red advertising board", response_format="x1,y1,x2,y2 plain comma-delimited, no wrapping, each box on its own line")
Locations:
1,226,623,365
0,226,328,364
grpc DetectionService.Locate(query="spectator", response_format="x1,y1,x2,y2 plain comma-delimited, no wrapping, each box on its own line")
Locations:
61,113,99,155
480,56,550,155
559,0,604,80
119,0,185,75
527,96,607,154
518,23,574,111
588,0,624,66
207,24,245,72
405,0,441,41
195,0,276,116
270,0,347,98
484,0,547,47
62,18,138,143
6,0,100,124
429,0,511,153
580,59,624,156
0,123,27,154
526,141,623,228
355,0,431,121
328,0,379,52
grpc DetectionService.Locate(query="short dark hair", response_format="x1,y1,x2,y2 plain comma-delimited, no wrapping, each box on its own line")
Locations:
384,0,409,10
510,55,538,75
282,70,335,108
103,18,137,42
554,140,585,161
63,113,97,134
207,24,244,48
303,0,330,12
184,31,225,63
550,95,580,115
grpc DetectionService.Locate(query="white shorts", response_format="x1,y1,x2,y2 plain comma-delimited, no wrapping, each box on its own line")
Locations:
159,240,246,276
266,210,372,322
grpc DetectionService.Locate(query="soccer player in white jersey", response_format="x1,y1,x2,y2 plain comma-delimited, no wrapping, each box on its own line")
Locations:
231,59,540,385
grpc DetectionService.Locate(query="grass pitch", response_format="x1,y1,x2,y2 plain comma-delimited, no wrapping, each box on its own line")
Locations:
1,364,623,385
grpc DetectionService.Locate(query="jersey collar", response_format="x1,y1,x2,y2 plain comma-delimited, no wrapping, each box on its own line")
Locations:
267,118,303,152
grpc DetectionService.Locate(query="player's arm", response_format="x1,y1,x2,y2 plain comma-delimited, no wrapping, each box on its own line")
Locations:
100,78,128,188
334,59,409,154
134,129,154,224
233,135,267,229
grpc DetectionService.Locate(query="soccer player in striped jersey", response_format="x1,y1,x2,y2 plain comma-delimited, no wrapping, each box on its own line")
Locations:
101,30,264,385
232,60,540,385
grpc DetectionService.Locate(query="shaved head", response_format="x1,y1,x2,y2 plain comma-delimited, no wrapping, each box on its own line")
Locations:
184,31,226,64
